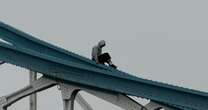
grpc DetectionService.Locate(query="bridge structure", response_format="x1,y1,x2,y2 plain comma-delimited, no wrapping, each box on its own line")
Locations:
0,22,207,110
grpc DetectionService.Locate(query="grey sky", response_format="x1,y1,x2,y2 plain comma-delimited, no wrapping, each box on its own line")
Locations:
0,0,208,110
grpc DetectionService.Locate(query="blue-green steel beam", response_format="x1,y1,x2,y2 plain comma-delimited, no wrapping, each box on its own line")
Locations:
0,22,208,110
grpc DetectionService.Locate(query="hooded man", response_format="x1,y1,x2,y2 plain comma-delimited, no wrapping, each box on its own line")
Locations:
92,40,117,68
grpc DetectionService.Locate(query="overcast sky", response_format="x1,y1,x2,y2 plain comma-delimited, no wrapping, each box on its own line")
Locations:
0,0,208,110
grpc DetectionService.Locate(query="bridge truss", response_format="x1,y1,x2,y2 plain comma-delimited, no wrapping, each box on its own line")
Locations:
0,22,207,110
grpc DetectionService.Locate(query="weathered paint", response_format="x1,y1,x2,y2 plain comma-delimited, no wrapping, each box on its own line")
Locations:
0,22,207,110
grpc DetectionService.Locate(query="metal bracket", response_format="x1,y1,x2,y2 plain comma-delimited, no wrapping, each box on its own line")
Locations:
0,76,171,110
0,76,56,110
58,83,148,110
0,76,93,110
85,89,147,110
60,84,80,110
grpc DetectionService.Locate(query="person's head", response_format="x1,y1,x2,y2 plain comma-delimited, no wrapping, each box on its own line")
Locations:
98,40,106,48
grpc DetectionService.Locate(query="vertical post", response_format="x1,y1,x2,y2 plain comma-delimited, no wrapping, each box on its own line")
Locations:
29,71,37,110
63,99,74,110
60,84,79,110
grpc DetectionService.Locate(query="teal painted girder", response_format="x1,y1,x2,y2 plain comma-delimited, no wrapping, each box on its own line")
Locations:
0,22,207,110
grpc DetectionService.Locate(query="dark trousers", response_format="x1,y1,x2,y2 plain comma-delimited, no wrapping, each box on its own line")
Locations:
92,53,111,64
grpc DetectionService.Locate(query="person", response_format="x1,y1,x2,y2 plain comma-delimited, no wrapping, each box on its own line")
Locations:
91,40,117,68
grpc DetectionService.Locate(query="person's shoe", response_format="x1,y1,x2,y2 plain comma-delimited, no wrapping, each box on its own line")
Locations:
110,64,117,69
0,61,5,65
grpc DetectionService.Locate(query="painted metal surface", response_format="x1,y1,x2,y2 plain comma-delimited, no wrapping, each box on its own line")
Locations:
0,77,56,110
76,94,94,110
0,22,208,110
145,101,177,110
29,71,37,110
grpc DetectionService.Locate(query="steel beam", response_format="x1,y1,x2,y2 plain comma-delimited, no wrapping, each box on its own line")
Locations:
76,94,94,110
0,41,207,110
0,76,94,110
145,101,180,110
29,71,37,110
0,22,208,110
59,83,147,110
0,77,56,110
86,90,147,110
0,73,175,110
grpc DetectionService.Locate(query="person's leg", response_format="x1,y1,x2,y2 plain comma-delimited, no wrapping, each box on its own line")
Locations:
92,58,95,61
99,53,117,68
108,61,117,68
104,53,117,68
97,55,106,64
